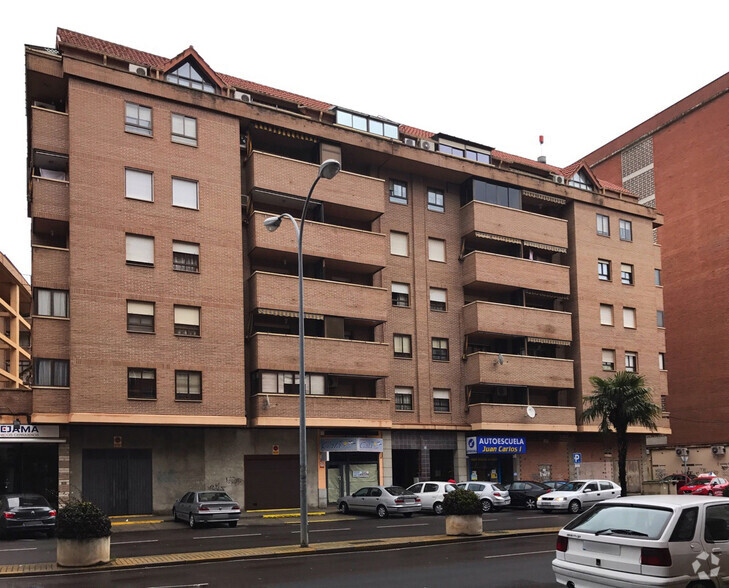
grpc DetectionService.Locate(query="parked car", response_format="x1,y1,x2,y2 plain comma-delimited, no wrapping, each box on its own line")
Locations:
406,481,456,515
455,481,510,512
504,481,552,509
553,495,729,587
0,494,56,538
658,473,691,487
678,474,729,496
543,481,569,491
338,486,421,519
172,491,241,529
537,479,621,514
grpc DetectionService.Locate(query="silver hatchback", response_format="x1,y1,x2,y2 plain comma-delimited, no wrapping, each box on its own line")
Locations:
173,491,241,529
338,486,421,519
407,481,456,515
456,481,511,512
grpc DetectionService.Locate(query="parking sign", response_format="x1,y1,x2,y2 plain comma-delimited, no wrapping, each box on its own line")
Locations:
573,452,582,465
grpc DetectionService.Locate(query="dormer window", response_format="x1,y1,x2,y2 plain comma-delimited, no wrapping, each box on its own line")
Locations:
569,169,594,191
166,62,215,94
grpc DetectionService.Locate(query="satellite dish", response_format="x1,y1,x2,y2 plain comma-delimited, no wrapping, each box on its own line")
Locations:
526,405,536,419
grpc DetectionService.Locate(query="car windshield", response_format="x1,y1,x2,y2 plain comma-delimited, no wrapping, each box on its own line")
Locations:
493,484,507,491
385,486,412,496
688,478,712,486
198,492,233,502
565,504,673,540
6,496,49,508
555,481,585,492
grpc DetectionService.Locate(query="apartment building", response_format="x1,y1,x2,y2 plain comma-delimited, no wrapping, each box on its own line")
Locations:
23,29,668,514
582,72,729,477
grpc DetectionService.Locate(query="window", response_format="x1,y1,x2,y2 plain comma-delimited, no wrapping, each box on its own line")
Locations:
335,109,398,139
171,113,197,146
172,178,199,209
657,310,665,328
659,352,666,370
465,149,491,164
390,231,409,257
395,386,413,411
391,282,410,307
125,169,153,202
468,179,521,209
394,334,412,358
126,234,154,266
569,169,594,191
125,102,152,136
427,188,444,212
166,61,215,93
175,370,202,400
432,338,449,361
596,214,610,236
599,304,613,326
661,395,668,413
655,269,662,286
598,259,611,281
623,307,636,329
705,504,729,543
35,359,69,387
433,389,450,413
35,288,68,318
390,180,407,205
173,241,200,272
625,351,637,372
430,288,447,312
669,507,697,542
127,300,155,333
259,371,325,395
128,368,156,399
602,349,615,371
428,238,445,262
174,305,201,336
619,219,633,241
620,263,634,285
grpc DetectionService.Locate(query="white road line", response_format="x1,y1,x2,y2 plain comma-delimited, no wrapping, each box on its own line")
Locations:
483,549,553,560
290,528,351,533
376,523,430,529
0,547,37,552
112,539,159,545
193,533,262,540
517,515,559,520
482,518,498,522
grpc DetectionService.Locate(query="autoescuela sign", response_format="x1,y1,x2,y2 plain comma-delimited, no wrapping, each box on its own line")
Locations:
466,436,526,455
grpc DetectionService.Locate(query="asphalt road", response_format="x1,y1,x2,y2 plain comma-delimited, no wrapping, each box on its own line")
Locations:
0,509,576,566
3,533,561,587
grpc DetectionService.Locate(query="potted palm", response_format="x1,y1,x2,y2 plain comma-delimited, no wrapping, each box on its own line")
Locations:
443,488,483,536
56,501,112,567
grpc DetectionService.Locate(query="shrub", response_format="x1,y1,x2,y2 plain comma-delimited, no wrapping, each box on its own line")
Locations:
56,501,112,540
443,488,482,516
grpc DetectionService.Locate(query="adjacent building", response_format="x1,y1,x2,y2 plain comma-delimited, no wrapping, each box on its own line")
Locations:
22,29,668,514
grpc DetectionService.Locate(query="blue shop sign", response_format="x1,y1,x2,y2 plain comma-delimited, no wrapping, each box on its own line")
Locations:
466,436,526,455
320,437,383,453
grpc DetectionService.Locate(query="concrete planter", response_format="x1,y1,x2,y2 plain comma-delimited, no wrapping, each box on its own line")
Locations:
445,514,483,536
57,536,111,567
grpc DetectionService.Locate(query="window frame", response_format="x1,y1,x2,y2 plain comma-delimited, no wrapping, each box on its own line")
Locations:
171,113,198,146
621,263,634,285
175,370,202,401
390,180,407,205
659,352,666,371
429,287,447,312
619,219,633,242
125,233,155,267
657,310,665,328
625,351,637,372
127,300,155,334
391,282,410,308
599,303,613,326
596,214,610,237
172,241,200,273
390,231,409,257
431,337,449,361
127,367,157,400
655,268,662,286
598,259,611,281
427,188,445,213
172,177,199,210
125,168,154,203
393,334,412,359
433,389,451,413
124,102,152,136
394,386,413,411
34,358,69,387
34,288,69,318
428,237,446,262
602,349,616,371
623,307,636,329
174,305,201,337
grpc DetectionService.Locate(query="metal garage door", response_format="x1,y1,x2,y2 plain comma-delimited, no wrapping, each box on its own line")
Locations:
244,455,298,510
82,449,152,515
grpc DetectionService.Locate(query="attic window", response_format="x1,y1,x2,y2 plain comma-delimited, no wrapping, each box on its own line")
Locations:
569,170,594,191
166,62,215,94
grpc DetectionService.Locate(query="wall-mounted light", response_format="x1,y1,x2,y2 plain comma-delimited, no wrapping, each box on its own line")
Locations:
494,353,504,366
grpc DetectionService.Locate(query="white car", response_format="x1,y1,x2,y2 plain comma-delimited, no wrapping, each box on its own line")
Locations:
553,495,729,587
456,481,511,512
538,479,621,514
407,481,456,515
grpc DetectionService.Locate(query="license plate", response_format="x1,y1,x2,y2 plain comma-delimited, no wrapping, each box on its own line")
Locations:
23,521,42,527
583,540,621,555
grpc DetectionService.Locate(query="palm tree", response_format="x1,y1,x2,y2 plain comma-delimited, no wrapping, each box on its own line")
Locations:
582,372,661,497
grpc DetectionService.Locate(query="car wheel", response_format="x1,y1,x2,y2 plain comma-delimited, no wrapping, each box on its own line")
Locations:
525,498,537,510
189,514,197,529
376,505,388,519
228,521,238,528
481,499,493,513
339,502,349,514
568,500,581,514
403,512,413,518
433,502,444,515
172,508,179,522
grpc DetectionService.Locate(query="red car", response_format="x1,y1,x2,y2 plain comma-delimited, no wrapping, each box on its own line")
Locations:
678,474,728,496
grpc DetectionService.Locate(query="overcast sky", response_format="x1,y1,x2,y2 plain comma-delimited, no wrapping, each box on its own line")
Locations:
3,1,728,281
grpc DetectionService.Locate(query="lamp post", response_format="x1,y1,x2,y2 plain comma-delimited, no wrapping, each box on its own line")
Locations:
263,159,341,547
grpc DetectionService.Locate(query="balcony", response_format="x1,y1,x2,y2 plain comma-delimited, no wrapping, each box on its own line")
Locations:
30,176,69,222
32,387,70,418
249,333,389,377
466,403,577,432
462,251,570,295
463,301,571,341
31,106,68,154
31,245,69,288
249,272,388,323
249,393,392,428
30,317,70,358
245,151,385,220
464,352,574,389
249,211,386,273
461,201,568,249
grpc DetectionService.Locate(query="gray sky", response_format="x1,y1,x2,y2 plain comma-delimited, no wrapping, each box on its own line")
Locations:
3,0,728,281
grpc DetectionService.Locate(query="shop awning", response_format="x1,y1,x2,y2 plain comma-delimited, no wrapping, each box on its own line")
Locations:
522,190,566,205
256,308,324,320
474,231,521,245
528,337,571,346
253,123,316,143
524,240,567,254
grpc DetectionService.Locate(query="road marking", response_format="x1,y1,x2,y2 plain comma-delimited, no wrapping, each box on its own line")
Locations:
517,516,559,520
112,539,159,545
0,547,37,552
376,523,429,529
483,549,553,560
482,518,497,522
285,517,352,524
193,533,262,540
290,527,351,533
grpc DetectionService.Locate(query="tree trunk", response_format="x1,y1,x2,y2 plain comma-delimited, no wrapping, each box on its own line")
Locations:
617,428,628,497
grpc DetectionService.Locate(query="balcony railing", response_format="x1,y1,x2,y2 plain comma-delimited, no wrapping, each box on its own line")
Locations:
30,177,69,221
463,301,571,341
31,107,69,154
466,402,577,431
464,352,574,389
31,246,69,288
462,251,570,295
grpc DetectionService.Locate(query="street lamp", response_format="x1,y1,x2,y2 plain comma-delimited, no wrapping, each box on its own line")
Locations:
263,158,341,547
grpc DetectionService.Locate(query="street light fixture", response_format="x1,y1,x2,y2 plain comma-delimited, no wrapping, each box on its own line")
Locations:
263,158,340,548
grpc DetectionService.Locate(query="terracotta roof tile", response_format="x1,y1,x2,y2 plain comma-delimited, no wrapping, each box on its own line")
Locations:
399,125,434,139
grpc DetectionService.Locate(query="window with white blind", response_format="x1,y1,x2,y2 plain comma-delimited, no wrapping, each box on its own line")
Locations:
428,238,445,262
390,232,409,257
173,241,200,273
394,334,412,358
625,351,637,372
602,349,615,371
433,389,450,413
174,305,200,336
125,103,152,136
621,263,634,285
599,304,613,326
175,370,202,400
430,287,447,312
172,177,199,209
395,386,413,411
126,234,154,266
391,282,410,307
35,288,69,318
623,307,636,329
659,352,666,370
127,300,155,333
125,169,153,202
